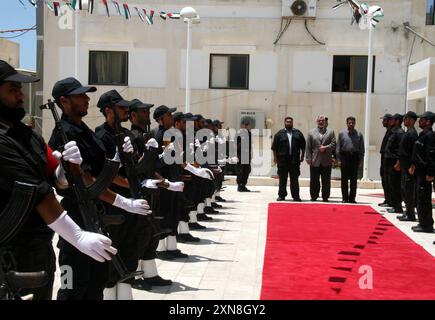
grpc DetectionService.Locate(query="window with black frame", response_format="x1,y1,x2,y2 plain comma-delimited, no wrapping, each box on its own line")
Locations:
332,55,375,93
427,0,435,25
89,51,128,86
209,54,249,89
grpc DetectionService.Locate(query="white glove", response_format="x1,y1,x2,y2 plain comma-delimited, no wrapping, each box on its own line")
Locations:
122,136,134,154
202,144,209,152
145,138,158,150
209,137,215,144
111,147,121,163
218,159,227,165
165,179,184,192
141,179,160,189
228,156,239,164
52,141,83,165
184,163,214,180
48,211,117,263
112,194,151,215
216,166,222,173
195,139,201,148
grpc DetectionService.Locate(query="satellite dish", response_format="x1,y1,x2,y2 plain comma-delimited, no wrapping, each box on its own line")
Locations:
291,0,308,16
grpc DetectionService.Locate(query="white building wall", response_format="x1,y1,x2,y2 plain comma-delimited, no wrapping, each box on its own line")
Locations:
41,0,435,179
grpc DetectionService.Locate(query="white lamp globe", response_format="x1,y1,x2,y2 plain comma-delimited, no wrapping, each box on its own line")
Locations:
180,7,198,19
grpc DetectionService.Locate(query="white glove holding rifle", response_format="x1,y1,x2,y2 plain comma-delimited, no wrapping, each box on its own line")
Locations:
184,163,214,180
52,141,83,189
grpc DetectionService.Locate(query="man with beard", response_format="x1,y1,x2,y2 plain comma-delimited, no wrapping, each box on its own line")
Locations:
128,98,174,289
306,115,336,202
397,111,418,222
48,78,151,300
409,112,435,233
379,113,393,207
272,117,306,202
384,114,405,214
0,60,117,300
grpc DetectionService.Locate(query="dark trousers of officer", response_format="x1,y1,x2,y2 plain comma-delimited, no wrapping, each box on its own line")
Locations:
381,156,391,205
236,164,251,187
416,174,435,231
10,232,56,300
56,239,109,300
340,153,359,202
401,167,416,218
385,159,403,212
277,161,300,200
105,205,142,288
310,165,332,201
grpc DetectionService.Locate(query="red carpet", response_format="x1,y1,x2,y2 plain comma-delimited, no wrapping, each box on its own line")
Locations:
261,203,435,300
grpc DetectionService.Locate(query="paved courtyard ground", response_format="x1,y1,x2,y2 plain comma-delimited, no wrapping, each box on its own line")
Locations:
52,184,435,300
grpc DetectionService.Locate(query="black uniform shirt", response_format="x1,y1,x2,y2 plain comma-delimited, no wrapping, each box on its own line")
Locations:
380,129,392,155
384,127,405,160
412,128,435,176
398,127,418,168
130,124,147,157
95,122,133,197
48,114,107,226
0,120,53,237
237,129,252,164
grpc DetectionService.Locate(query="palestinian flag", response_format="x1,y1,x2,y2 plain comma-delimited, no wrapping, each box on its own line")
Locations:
123,3,131,19
112,0,121,15
159,11,167,20
167,12,181,19
135,7,144,22
102,0,110,17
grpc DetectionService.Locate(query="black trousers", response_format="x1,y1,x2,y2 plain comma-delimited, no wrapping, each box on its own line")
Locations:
385,159,403,212
310,165,332,201
236,164,251,187
56,239,109,300
381,156,391,205
277,162,300,199
9,232,56,300
416,174,434,230
340,153,360,202
401,167,416,217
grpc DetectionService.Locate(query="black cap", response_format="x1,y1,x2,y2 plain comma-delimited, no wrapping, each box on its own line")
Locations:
392,113,403,120
403,111,417,120
153,105,177,120
213,120,224,126
97,90,133,110
418,111,435,120
380,113,393,120
52,77,96,100
205,119,213,125
173,112,186,122
194,114,204,120
184,113,198,121
129,99,154,112
0,60,40,83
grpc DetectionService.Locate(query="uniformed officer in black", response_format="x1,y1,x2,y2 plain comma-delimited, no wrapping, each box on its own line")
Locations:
128,99,173,288
237,119,252,192
397,111,418,221
379,113,393,207
409,112,435,233
48,78,150,300
271,117,306,201
384,113,405,213
0,62,116,300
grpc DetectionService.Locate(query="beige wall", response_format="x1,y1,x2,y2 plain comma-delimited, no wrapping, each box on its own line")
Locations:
0,39,19,67
42,0,435,178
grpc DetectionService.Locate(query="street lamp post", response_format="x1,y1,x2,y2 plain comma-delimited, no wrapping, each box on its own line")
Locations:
362,21,374,181
180,7,199,113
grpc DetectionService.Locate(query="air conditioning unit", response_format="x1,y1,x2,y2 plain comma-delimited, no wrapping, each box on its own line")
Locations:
238,110,266,136
282,0,317,19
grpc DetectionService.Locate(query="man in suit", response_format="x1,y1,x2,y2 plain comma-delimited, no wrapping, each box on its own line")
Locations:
336,116,365,203
271,117,306,201
306,115,336,202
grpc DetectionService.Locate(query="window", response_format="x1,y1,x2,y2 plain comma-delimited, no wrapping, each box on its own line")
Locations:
427,0,435,25
209,54,249,89
332,55,375,93
89,51,128,86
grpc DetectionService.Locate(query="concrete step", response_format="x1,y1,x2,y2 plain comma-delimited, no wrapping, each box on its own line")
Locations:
224,175,382,189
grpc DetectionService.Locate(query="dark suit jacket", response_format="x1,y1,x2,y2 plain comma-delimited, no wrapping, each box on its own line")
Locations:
271,128,306,165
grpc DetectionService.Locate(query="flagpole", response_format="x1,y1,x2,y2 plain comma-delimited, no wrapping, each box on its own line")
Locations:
362,21,373,181
185,18,192,113
74,10,80,78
